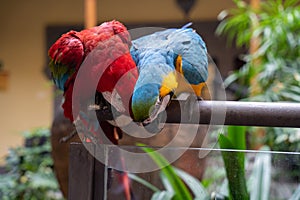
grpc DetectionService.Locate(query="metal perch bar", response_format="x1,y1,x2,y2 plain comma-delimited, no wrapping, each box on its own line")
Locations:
166,100,300,128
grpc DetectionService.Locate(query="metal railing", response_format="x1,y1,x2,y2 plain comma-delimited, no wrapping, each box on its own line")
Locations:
166,100,300,128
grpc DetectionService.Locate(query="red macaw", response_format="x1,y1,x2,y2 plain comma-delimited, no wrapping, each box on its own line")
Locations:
48,20,137,199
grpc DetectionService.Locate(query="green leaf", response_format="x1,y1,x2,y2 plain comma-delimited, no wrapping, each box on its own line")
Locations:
174,168,210,200
281,91,300,102
151,191,173,200
160,172,175,196
128,173,160,192
28,172,58,189
227,126,246,150
218,134,233,149
138,144,193,200
219,134,249,200
248,146,271,200
283,0,299,8
224,72,239,88
219,179,229,197
289,184,300,200
230,126,246,170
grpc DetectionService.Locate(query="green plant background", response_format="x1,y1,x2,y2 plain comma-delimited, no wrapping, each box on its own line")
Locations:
216,0,300,152
0,128,64,200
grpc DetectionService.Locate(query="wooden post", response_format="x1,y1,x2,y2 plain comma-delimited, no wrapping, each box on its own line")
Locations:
249,0,260,56
84,0,97,28
249,0,261,97
250,0,260,11
249,0,264,149
69,143,106,200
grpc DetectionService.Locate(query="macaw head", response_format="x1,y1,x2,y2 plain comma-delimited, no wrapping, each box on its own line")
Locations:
131,83,160,122
48,31,84,90
131,68,178,121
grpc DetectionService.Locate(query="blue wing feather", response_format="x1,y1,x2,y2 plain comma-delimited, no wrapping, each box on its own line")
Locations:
131,27,208,85
165,28,208,84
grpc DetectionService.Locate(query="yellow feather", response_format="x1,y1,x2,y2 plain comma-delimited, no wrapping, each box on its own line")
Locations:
191,83,205,97
160,72,178,97
175,55,183,74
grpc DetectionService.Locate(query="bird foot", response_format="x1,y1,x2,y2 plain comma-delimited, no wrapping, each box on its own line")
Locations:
59,129,77,143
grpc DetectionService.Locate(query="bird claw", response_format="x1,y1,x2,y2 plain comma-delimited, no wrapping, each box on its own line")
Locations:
141,95,170,134
59,129,77,143
175,92,198,122
143,112,166,134
143,95,170,124
185,94,198,122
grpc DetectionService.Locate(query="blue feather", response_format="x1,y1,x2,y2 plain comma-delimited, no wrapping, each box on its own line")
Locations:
53,73,69,91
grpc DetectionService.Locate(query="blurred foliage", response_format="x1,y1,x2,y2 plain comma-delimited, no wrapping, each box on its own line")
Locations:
216,0,300,102
131,140,300,200
216,0,300,152
0,128,64,200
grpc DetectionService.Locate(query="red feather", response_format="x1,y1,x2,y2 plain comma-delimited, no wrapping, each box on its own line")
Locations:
48,31,84,70
50,20,137,122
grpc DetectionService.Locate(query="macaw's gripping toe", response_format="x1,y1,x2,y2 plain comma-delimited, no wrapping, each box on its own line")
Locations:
142,111,167,134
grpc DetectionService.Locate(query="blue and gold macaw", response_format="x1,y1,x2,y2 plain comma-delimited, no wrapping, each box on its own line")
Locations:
130,24,208,126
